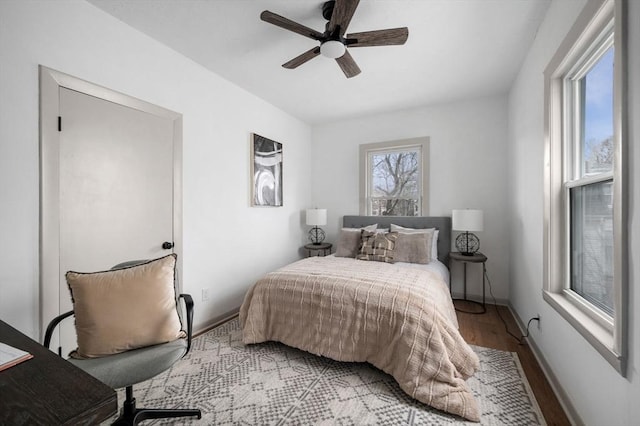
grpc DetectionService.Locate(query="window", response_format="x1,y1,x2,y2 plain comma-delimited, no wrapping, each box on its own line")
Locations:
570,180,614,315
359,137,429,216
368,147,420,216
567,37,614,317
544,0,626,374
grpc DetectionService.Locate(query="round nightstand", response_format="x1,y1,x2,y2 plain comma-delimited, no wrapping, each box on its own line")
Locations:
304,242,332,257
449,251,488,314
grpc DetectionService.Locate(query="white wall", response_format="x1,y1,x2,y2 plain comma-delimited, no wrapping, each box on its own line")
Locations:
5,1,636,421
508,0,640,424
311,96,510,301
0,0,312,338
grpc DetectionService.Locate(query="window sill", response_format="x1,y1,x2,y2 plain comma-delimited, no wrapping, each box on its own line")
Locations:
543,290,625,375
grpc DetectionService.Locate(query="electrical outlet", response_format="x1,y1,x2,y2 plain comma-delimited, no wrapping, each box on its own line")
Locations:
202,288,210,302
536,314,541,330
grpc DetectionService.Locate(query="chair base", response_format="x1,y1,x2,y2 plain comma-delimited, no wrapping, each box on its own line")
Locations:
113,385,201,426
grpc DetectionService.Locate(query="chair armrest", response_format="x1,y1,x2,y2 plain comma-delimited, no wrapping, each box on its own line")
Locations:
179,294,194,354
43,310,74,350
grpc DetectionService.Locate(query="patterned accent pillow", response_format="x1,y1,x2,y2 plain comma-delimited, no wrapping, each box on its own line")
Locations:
356,231,399,263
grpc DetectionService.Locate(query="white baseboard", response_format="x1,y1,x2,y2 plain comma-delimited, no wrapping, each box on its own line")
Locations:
507,304,582,426
451,291,509,306
194,307,239,336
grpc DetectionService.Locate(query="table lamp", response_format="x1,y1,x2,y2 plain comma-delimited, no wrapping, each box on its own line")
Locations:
452,209,483,255
306,208,327,245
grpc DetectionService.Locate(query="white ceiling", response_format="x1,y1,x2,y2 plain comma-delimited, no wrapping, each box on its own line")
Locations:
87,0,551,125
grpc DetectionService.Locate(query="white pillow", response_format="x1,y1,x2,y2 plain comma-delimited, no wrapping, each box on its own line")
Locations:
344,224,377,232
433,229,439,260
390,224,439,261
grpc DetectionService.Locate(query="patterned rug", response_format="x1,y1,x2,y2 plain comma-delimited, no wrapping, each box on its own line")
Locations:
108,318,546,425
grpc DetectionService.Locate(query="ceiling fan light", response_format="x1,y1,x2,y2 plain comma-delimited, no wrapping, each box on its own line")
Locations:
320,40,346,59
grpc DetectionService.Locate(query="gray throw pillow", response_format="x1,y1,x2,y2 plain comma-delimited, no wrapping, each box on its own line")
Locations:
390,225,438,261
334,229,362,258
393,232,433,264
334,225,377,258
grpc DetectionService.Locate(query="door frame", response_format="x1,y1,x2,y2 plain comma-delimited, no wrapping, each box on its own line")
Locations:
39,66,183,340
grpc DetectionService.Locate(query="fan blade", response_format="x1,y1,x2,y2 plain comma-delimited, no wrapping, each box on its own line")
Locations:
335,50,361,78
261,10,324,41
282,47,321,69
328,0,360,37
346,27,409,47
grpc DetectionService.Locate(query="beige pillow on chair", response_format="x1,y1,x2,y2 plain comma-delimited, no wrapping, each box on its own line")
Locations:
66,254,185,359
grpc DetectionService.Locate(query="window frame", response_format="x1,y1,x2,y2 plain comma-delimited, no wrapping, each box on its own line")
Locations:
543,0,627,375
359,137,429,216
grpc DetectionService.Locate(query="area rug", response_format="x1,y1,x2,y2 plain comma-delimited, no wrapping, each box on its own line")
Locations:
108,317,546,425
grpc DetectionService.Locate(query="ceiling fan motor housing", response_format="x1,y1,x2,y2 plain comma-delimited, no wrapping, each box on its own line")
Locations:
322,1,336,21
322,0,346,43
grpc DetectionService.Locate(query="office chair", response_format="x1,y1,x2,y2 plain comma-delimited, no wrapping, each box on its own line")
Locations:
44,257,201,425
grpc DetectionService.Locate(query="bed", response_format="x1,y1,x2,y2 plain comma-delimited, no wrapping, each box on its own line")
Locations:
239,216,481,421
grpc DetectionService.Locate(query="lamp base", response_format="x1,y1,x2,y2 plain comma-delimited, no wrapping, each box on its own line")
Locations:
455,232,479,255
308,227,326,244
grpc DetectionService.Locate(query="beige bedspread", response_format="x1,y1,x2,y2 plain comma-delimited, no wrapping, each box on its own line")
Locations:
239,256,481,421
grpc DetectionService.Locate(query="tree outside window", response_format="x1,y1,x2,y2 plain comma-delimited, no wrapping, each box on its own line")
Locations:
370,150,419,216
359,137,429,217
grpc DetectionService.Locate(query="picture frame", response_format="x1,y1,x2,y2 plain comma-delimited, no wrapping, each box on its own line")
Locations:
251,133,283,207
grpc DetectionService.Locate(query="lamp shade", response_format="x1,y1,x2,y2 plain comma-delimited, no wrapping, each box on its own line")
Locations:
452,209,483,232
306,209,327,226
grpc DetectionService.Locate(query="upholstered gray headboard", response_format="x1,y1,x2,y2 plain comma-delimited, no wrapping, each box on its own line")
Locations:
342,215,452,265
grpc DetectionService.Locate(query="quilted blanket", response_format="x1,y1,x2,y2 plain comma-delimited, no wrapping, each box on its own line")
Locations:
239,256,481,421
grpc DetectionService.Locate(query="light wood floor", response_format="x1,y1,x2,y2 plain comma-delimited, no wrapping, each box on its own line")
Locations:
455,300,570,426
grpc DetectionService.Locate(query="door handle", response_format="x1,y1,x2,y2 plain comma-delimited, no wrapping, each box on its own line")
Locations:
162,242,174,250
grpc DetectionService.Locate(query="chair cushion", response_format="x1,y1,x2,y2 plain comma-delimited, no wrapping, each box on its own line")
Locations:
66,254,185,359
68,338,188,389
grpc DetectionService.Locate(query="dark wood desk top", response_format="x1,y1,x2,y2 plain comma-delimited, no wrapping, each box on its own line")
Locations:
0,320,117,425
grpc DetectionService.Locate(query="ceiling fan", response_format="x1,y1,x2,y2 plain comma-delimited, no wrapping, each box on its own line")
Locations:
260,0,409,78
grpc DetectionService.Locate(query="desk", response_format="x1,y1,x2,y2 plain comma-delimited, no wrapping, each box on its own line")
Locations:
0,319,117,425
449,251,487,314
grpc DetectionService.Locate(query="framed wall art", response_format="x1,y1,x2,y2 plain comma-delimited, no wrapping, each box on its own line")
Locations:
251,133,283,207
